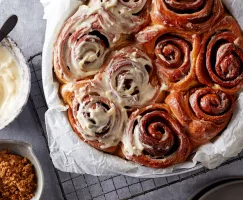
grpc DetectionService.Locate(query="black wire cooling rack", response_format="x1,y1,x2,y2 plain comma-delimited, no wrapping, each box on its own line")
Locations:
28,53,243,200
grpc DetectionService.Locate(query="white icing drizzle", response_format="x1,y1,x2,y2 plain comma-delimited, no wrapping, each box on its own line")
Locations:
102,0,118,9
136,25,162,43
101,47,159,108
56,5,123,81
160,83,168,91
132,125,144,155
89,0,148,33
122,128,135,156
113,0,146,14
67,81,127,148
234,37,243,47
68,34,107,79
0,44,21,116
122,114,153,156
55,0,149,82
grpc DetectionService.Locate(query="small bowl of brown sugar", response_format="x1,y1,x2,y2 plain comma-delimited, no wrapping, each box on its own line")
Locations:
0,140,43,200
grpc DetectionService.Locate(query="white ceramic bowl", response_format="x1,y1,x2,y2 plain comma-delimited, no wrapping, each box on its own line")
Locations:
0,140,44,200
0,37,31,130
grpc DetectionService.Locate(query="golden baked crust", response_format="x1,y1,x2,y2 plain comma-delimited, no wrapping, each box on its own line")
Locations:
0,150,37,200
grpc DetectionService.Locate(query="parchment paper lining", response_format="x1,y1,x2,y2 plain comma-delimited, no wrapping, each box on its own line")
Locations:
41,0,243,177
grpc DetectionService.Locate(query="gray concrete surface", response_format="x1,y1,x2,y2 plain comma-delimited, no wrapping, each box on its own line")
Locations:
1,1,243,200
0,1,63,200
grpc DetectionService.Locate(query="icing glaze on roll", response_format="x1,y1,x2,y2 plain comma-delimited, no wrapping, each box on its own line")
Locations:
97,47,160,108
54,5,124,83
61,80,127,151
89,0,150,33
0,44,21,116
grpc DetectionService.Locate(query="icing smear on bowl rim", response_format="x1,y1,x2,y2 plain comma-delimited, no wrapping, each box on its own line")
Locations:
0,37,30,130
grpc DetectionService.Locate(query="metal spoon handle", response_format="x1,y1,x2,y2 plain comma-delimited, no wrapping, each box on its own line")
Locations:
0,15,18,42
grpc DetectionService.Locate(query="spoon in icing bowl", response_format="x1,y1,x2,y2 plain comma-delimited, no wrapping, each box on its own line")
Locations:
0,15,18,43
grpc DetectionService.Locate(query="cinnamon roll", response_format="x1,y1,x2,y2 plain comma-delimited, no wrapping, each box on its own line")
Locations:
151,0,224,33
97,46,161,109
196,16,243,94
122,104,191,168
89,0,150,33
61,80,127,153
54,6,122,83
136,25,200,90
166,87,235,145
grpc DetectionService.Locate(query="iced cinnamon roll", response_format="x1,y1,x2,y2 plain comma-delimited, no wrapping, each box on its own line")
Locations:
61,80,127,153
90,0,150,33
97,46,161,109
122,104,191,168
54,6,122,83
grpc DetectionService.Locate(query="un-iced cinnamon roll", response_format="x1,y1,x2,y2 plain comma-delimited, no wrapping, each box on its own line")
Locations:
166,87,235,145
136,25,200,90
151,0,224,33
196,16,243,94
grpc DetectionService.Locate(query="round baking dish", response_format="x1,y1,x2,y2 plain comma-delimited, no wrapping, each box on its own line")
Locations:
42,0,243,177
0,37,31,130
0,140,44,200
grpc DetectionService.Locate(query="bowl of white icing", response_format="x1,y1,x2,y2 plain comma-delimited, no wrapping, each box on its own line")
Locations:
0,37,30,130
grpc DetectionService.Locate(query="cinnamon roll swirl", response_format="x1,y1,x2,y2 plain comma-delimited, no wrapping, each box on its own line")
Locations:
61,80,127,153
166,87,235,145
54,6,122,83
136,25,200,90
90,0,150,33
97,46,161,109
196,16,243,94
122,104,191,168
151,0,224,33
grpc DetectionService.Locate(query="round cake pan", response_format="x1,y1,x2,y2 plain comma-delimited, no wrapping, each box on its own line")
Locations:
0,37,31,130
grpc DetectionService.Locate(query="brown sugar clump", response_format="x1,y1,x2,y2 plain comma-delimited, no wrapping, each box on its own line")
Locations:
0,150,37,200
